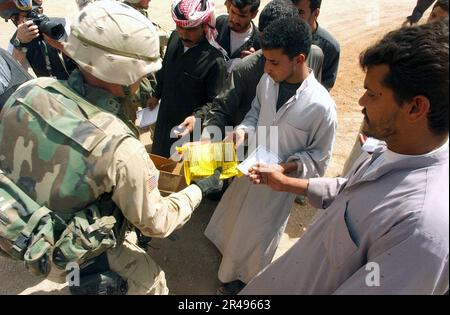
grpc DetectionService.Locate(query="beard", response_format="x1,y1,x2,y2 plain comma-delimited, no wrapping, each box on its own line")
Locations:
362,114,397,140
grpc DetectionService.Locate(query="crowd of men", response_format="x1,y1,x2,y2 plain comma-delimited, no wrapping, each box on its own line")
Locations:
0,0,448,295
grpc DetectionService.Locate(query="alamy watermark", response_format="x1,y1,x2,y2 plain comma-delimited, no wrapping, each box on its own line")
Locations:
168,118,280,163
365,262,381,287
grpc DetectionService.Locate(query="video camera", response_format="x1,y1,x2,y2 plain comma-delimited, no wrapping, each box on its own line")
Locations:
27,9,65,40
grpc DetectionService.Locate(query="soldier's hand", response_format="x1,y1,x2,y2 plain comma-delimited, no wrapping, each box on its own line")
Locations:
147,97,159,110
192,167,223,197
17,20,39,44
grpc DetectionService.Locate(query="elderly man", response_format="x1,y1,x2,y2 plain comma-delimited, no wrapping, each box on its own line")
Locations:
245,21,449,295
148,0,227,158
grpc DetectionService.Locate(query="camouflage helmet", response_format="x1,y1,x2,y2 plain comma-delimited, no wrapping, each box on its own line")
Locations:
64,0,161,86
0,0,32,20
123,0,143,4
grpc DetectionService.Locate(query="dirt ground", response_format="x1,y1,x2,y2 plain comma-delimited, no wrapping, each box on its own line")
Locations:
0,0,426,295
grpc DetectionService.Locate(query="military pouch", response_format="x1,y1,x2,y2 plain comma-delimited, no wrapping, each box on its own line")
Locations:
52,206,117,270
0,171,55,277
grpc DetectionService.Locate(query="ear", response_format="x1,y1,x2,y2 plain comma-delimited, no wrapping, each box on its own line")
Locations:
251,9,258,19
295,53,306,64
313,8,320,20
406,95,430,123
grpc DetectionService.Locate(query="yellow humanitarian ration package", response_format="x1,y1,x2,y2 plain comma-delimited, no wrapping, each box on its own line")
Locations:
177,142,241,184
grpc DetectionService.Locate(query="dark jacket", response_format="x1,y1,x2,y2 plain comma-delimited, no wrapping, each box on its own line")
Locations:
312,24,340,91
215,14,260,59
152,31,227,157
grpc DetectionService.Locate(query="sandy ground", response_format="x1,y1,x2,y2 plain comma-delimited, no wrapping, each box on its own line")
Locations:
0,0,426,295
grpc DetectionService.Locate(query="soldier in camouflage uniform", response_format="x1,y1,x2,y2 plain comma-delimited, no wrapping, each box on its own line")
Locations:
0,0,222,295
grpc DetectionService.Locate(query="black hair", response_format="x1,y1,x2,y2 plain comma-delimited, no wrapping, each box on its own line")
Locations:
360,21,449,135
258,0,299,32
231,0,261,13
260,17,312,59
290,0,322,11
434,0,449,12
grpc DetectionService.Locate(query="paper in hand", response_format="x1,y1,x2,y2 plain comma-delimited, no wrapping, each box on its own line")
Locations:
237,145,281,175
136,105,159,128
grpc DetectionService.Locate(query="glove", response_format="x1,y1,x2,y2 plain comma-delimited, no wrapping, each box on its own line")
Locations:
192,167,224,197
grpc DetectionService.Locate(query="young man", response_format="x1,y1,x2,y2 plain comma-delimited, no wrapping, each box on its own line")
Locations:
215,0,261,71
291,0,340,91
245,21,449,295
148,0,227,158
427,0,449,23
205,17,336,295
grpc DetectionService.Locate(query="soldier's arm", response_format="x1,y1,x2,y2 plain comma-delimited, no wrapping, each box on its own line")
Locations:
110,138,202,238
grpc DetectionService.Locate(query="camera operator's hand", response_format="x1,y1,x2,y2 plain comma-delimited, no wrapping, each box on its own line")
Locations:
192,168,223,197
17,20,39,44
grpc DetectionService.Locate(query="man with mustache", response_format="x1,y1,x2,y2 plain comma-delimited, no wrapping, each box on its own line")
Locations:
147,0,227,158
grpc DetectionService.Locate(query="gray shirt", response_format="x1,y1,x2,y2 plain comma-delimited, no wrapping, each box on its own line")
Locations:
241,143,449,295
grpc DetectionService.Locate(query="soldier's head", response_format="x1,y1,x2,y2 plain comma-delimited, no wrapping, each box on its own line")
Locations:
359,21,449,146
427,0,449,24
0,0,41,25
124,0,151,10
172,0,218,48
63,0,161,97
228,0,260,33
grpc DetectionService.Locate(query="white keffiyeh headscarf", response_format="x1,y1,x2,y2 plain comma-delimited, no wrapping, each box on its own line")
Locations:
171,0,228,57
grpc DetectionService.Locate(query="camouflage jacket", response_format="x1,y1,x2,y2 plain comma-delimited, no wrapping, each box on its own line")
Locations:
0,70,202,237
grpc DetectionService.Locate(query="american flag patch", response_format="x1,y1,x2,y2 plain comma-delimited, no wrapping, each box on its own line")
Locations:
147,173,159,192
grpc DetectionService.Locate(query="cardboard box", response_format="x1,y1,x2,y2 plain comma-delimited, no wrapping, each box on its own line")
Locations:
150,154,187,196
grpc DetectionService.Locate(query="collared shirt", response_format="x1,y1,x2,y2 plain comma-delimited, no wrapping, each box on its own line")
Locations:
241,143,449,295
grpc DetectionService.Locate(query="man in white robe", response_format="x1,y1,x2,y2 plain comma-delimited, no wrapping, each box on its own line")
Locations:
205,17,337,294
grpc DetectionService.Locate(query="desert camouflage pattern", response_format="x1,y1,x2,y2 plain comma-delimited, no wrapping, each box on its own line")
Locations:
0,69,202,294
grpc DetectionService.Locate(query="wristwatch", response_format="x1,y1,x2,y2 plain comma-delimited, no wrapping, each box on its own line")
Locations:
12,38,28,53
